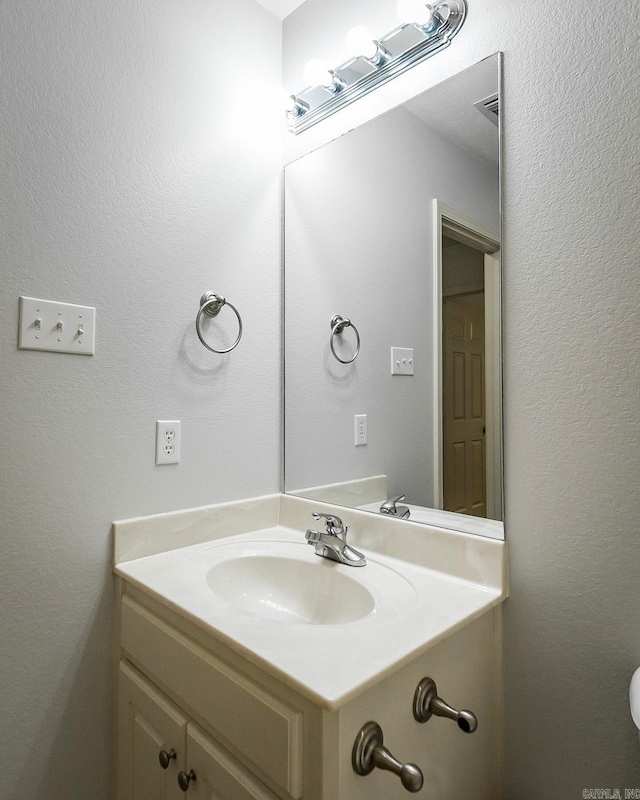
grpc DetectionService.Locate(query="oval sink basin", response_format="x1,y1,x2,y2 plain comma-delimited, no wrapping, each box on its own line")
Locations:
207,554,376,625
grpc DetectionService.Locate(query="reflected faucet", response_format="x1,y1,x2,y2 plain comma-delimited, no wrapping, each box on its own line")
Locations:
305,512,366,567
380,494,411,519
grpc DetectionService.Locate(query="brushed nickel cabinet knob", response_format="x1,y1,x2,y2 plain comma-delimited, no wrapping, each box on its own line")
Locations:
413,676,478,732
352,721,423,793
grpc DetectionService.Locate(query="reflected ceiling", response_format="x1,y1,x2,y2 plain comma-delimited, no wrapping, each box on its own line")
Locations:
403,56,499,171
254,0,306,19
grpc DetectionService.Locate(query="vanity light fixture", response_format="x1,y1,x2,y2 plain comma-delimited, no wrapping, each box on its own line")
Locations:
345,26,390,66
322,70,346,94
303,59,333,89
283,93,309,118
397,0,437,29
284,0,467,134
364,42,390,67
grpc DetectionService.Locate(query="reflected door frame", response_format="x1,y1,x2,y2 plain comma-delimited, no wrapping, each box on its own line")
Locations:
432,200,502,519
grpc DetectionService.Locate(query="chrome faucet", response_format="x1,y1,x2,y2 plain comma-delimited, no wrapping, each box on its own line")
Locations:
380,494,411,519
305,512,366,567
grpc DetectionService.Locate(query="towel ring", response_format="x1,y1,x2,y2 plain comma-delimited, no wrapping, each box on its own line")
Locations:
196,292,243,354
330,314,360,364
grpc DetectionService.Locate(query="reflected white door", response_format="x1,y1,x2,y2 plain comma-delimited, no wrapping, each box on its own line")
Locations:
442,300,486,517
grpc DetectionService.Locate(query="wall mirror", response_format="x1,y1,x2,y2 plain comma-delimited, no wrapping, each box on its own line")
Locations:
283,54,503,540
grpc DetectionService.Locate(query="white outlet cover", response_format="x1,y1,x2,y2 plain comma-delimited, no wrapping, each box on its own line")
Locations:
354,414,368,446
391,347,414,376
18,296,95,355
156,420,181,465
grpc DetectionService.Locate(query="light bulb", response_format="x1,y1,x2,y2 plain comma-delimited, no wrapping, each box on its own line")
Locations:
345,26,379,61
282,91,308,119
396,0,435,27
303,59,333,88
283,91,297,113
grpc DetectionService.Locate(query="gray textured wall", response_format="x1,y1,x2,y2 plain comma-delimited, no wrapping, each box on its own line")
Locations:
0,1,281,798
284,0,640,795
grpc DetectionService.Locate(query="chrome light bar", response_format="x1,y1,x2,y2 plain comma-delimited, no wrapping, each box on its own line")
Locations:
285,0,467,135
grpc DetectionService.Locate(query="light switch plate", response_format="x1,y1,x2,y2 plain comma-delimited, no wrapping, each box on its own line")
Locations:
18,296,95,355
391,347,414,375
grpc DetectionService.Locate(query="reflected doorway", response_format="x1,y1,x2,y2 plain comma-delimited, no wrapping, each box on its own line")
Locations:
433,201,502,520
443,238,487,516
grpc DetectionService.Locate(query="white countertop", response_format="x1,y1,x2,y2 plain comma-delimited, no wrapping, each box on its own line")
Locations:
114,494,506,709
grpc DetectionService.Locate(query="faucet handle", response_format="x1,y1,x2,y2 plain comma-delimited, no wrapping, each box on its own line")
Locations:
380,494,405,513
311,511,347,536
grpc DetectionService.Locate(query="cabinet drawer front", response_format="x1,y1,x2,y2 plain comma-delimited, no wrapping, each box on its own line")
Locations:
121,595,303,798
187,722,279,800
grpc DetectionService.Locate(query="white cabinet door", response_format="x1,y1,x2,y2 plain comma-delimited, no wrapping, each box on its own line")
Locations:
185,722,279,800
118,661,187,800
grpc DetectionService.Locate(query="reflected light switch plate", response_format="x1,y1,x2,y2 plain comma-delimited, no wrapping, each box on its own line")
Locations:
391,347,414,375
18,296,95,355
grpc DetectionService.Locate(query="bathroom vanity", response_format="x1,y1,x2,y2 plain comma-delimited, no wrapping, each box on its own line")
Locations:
114,493,506,799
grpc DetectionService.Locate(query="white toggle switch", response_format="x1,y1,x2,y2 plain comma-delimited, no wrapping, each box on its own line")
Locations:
18,297,95,355
391,347,414,375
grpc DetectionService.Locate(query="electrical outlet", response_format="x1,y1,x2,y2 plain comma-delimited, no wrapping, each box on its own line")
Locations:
156,420,180,465
354,414,368,446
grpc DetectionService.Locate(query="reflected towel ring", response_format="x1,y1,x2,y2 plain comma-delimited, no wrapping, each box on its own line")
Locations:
196,292,243,354
330,314,360,364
